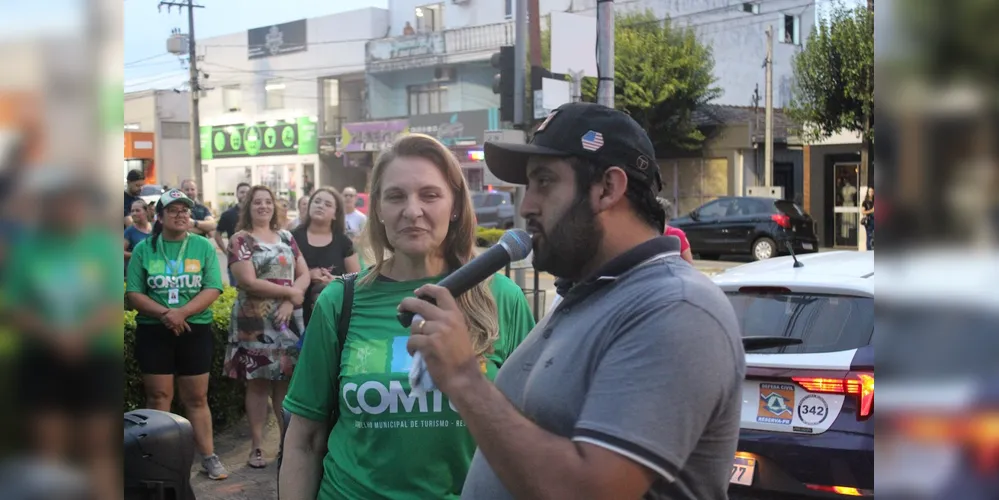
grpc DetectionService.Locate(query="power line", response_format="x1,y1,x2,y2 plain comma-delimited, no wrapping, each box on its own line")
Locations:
125,52,172,66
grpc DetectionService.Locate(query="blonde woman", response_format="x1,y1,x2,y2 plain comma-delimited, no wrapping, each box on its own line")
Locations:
280,134,536,500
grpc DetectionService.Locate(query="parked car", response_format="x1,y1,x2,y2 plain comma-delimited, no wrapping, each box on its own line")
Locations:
715,251,874,498
671,196,819,261
472,190,515,229
139,184,164,206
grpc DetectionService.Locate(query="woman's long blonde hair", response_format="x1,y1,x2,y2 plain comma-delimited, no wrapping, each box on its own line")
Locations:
360,134,499,357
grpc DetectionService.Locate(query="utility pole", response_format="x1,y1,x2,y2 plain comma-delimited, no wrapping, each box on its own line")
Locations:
528,0,542,67
764,25,774,187
596,0,615,107
159,0,205,201
514,0,527,127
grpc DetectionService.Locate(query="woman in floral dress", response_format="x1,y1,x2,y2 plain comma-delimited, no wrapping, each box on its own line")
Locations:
225,185,310,469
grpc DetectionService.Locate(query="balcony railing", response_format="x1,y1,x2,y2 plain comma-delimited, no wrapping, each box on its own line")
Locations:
365,21,514,73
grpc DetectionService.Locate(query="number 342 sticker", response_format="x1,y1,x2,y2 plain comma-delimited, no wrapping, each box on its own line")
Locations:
797,395,829,426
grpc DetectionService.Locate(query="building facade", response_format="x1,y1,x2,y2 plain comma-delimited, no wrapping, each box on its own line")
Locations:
123,90,193,188
195,7,389,210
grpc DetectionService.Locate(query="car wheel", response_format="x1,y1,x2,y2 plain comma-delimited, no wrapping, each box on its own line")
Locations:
752,237,777,261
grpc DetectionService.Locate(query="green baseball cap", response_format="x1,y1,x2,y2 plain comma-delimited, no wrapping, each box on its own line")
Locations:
157,188,195,210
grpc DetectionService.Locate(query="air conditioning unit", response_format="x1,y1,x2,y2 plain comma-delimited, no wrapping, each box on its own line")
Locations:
433,67,456,82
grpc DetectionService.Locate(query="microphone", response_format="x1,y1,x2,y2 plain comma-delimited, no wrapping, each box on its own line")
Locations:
399,228,533,393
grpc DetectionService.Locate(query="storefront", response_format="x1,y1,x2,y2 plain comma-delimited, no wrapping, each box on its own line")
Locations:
330,108,500,193
804,132,871,250
200,117,318,210
124,131,156,184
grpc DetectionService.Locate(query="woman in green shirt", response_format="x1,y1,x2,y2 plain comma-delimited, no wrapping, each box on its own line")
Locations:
280,134,536,500
125,189,229,480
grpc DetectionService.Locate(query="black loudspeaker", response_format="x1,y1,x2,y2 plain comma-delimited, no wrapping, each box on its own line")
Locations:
123,410,196,500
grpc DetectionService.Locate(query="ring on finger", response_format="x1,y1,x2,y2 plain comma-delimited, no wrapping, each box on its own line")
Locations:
417,319,427,334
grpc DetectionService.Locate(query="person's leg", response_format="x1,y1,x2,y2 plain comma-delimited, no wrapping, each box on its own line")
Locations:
142,375,174,410
245,378,271,466
135,323,176,410
177,374,213,456
80,412,120,500
270,380,290,438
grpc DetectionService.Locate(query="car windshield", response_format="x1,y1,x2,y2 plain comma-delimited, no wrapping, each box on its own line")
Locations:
774,200,805,217
726,292,874,354
139,185,163,196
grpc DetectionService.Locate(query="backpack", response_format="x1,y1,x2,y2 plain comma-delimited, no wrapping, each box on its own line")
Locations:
277,271,357,485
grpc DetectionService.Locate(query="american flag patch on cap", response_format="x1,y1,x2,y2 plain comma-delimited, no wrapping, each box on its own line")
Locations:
581,130,604,151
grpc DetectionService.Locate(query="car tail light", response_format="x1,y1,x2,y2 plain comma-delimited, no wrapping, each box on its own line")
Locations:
897,411,999,473
805,484,870,496
793,372,874,419
771,213,791,228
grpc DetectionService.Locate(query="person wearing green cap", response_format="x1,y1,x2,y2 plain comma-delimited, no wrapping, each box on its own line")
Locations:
125,188,230,480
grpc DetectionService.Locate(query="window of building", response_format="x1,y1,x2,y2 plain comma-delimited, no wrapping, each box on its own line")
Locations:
415,3,443,33
408,83,447,116
742,2,760,14
322,78,341,135
265,80,285,110
780,14,801,45
505,0,513,19
222,85,242,112
161,121,190,139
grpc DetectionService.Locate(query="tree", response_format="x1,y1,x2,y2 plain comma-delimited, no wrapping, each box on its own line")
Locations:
788,4,874,145
539,10,721,153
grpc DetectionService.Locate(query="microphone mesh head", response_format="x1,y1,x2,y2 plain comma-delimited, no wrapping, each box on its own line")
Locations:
499,229,533,261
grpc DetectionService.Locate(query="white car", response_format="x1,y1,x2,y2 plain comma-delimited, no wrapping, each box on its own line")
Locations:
713,251,875,498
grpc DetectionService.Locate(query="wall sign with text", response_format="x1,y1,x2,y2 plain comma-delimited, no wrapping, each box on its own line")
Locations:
248,19,308,60
200,117,317,159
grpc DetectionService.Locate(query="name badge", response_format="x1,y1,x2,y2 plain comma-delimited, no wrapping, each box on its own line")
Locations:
168,288,180,305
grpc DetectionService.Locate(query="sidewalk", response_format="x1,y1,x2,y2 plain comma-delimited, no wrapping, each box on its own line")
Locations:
191,415,281,500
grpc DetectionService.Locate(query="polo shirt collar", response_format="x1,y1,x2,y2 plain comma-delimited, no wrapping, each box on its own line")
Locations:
558,236,681,302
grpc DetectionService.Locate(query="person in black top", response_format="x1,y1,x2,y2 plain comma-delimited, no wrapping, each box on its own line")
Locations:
180,179,217,237
215,182,251,285
124,169,144,227
290,187,360,325
861,187,875,250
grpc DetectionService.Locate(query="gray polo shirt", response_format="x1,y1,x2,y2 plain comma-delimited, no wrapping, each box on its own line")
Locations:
461,237,745,500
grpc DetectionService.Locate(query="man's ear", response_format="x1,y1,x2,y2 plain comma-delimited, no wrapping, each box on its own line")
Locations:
593,166,630,212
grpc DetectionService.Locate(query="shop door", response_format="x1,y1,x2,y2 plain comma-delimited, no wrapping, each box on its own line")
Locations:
831,162,861,248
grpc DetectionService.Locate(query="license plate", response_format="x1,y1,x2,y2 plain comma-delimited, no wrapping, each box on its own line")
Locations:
730,456,756,486
802,243,814,250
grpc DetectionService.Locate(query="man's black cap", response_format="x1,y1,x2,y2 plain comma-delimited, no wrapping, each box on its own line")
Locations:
126,169,145,182
484,102,662,193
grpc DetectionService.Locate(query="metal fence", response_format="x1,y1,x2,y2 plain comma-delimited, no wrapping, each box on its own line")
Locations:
660,157,732,217
505,258,546,323
444,21,514,55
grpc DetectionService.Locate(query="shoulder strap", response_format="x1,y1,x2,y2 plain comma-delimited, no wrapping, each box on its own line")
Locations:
336,272,358,351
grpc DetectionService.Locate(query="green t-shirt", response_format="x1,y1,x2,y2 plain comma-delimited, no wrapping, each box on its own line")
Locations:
125,233,223,324
283,270,536,500
3,228,122,352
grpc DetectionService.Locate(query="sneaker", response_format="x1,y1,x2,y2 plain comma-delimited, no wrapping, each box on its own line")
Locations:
201,454,229,480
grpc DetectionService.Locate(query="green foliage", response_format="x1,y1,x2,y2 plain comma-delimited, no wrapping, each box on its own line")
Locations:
537,10,721,152
896,0,999,84
475,227,506,247
788,4,874,143
124,286,245,429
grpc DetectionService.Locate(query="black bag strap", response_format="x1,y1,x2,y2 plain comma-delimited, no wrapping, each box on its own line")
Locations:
330,272,358,424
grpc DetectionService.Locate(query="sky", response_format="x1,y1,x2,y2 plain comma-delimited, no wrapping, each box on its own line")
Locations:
124,0,386,90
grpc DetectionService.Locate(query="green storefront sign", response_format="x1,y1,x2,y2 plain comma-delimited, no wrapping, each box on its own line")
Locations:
201,117,317,159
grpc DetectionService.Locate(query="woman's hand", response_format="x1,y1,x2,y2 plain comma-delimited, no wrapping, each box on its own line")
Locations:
309,268,326,283
274,300,294,327
161,309,191,335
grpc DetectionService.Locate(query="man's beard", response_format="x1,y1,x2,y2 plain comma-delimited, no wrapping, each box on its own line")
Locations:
531,196,602,281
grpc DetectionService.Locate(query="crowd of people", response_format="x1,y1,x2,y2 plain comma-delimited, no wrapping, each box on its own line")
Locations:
123,170,370,480
122,101,746,500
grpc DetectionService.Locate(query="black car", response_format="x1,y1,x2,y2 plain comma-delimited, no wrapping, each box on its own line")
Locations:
671,196,818,261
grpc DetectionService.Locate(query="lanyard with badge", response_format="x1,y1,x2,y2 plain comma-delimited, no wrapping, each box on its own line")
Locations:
165,234,190,306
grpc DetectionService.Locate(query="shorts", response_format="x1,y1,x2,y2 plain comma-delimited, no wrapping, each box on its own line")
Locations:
18,346,122,413
134,322,214,376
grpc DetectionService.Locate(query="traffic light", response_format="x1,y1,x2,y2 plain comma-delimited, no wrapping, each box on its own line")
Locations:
491,45,515,123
